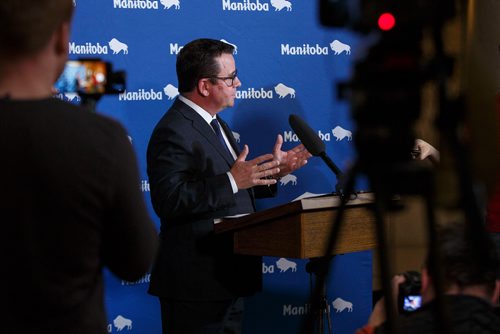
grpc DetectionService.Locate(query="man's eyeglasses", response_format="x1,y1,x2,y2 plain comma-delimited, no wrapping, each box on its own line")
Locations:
209,70,238,87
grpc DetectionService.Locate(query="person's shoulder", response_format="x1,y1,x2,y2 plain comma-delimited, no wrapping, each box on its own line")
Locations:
151,101,193,135
159,99,190,121
48,99,130,149
55,98,126,130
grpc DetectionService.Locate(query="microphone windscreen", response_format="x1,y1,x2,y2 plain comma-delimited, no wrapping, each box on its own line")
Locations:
289,114,325,156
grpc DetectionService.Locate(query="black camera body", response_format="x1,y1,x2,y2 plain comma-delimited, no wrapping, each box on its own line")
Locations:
398,270,422,314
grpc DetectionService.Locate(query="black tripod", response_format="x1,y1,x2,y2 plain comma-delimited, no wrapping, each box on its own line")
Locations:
299,158,449,334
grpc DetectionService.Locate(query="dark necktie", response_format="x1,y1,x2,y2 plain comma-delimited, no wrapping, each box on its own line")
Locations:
210,118,233,159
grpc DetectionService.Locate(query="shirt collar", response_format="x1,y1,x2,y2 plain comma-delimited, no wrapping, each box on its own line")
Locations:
178,95,215,125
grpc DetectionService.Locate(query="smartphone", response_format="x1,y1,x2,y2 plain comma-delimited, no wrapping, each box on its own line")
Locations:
402,294,422,313
398,270,422,313
55,59,108,95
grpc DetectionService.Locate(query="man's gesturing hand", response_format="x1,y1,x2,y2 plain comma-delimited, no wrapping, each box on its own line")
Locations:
272,134,311,178
230,145,280,190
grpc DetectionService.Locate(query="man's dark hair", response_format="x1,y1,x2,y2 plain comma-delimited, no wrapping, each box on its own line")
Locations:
176,38,235,93
0,0,74,61
426,222,499,295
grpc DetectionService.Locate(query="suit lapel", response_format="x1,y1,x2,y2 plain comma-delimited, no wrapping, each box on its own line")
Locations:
216,116,240,157
176,100,235,165
218,116,256,209
175,99,255,208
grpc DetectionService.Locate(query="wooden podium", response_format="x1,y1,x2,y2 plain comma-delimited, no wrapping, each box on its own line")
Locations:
215,192,377,259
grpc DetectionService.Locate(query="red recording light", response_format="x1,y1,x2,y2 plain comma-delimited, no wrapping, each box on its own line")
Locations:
378,12,396,31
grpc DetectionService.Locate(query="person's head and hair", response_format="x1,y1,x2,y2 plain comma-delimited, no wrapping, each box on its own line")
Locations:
175,38,241,115
0,0,73,96
362,222,500,334
422,222,500,303
176,38,235,93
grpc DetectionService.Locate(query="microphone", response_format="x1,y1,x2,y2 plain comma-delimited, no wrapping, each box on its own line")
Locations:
289,114,343,178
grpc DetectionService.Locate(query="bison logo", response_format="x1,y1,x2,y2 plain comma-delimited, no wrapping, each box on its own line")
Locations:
113,315,132,331
332,297,353,313
163,84,179,100
274,83,295,98
160,0,180,9
280,174,297,186
108,38,128,54
329,40,351,55
231,131,240,143
332,126,352,141
276,258,297,272
271,0,292,11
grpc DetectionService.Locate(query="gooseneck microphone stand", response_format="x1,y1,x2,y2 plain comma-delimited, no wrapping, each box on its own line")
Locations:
304,155,343,334
289,115,347,334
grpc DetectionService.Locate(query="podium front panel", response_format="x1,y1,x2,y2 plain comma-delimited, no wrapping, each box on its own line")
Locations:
233,205,377,259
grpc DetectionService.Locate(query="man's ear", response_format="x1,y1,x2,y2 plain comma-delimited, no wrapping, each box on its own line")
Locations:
54,22,70,56
197,79,210,97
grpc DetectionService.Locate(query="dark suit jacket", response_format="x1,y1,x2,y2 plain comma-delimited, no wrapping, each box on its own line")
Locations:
147,98,275,301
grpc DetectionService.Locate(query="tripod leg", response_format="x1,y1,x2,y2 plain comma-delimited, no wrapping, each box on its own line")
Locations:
423,184,452,334
370,181,398,334
325,298,333,334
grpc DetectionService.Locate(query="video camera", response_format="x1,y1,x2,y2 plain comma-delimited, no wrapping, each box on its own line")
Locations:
55,58,125,96
319,0,454,180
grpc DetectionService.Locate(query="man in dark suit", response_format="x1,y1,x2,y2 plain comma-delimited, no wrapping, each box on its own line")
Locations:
147,38,311,333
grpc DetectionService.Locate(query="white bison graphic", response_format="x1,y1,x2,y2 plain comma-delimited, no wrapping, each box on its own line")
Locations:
276,258,297,272
330,40,351,55
163,84,179,100
332,126,352,141
332,297,353,313
271,0,292,11
108,38,128,54
231,131,240,143
113,315,132,331
160,0,180,9
280,174,297,186
274,83,295,98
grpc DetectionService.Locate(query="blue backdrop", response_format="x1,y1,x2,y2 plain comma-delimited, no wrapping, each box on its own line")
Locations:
66,1,373,333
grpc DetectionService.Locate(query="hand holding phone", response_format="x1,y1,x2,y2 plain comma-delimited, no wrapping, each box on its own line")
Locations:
398,271,422,313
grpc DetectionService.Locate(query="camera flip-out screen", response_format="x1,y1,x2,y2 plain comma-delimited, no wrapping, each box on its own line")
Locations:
55,60,108,95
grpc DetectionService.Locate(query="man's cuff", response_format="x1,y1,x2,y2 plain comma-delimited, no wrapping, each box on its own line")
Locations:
226,172,238,194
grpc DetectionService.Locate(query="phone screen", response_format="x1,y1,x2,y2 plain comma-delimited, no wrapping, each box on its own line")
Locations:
55,60,107,94
402,295,422,312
